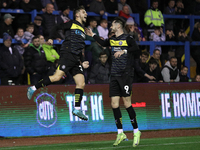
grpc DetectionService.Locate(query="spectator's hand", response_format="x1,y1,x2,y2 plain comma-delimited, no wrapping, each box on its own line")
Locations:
56,38,62,42
170,79,174,82
47,39,53,45
82,61,89,69
159,80,163,83
100,10,104,15
145,74,156,80
33,72,37,75
178,32,182,37
85,27,94,37
114,50,125,58
160,28,163,34
129,25,135,32
22,43,29,48
149,81,156,83
115,10,118,14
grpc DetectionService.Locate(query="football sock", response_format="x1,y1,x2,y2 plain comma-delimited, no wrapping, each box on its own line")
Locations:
133,128,139,133
35,76,51,89
75,89,83,107
112,107,123,129
118,129,123,134
126,106,138,129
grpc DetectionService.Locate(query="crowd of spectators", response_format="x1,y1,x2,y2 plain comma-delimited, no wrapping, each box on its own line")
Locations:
0,0,200,85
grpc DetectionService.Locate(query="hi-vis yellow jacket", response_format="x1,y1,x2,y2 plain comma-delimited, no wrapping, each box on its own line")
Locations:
144,8,164,28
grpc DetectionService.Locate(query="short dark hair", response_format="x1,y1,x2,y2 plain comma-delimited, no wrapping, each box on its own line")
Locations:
113,17,125,28
73,5,85,19
100,19,107,24
152,0,159,4
181,65,188,70
89,17,97,23
32,36,39,41
149,59,158,65
141,51,150,57
153,49,160,54
99,51,108,57
169,56,177,61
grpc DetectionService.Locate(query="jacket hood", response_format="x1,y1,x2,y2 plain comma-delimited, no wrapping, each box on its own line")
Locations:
164,61,177,70
29,43,42,55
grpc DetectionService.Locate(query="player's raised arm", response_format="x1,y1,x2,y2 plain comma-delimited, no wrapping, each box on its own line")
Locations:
85,27,110,47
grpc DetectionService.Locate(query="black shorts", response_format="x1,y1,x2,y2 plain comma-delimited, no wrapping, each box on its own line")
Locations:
109,75,133,97
57,52,83,76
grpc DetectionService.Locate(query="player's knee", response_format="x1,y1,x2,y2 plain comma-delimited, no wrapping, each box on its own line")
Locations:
111,101,119,108
76,82,85,89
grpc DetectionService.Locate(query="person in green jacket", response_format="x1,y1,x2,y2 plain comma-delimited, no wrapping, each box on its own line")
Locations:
144,0,164,40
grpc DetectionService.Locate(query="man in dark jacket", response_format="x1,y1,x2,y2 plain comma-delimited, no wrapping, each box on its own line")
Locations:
0,33,23,85
33,16,44,36
23,36,48,85
0,14,15,38
42,3,60,39
88,51,110,84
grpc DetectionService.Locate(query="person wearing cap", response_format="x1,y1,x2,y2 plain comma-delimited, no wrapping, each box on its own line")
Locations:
0,13,15,38
124,17,139,41
33,16,44,36
0,33,23,85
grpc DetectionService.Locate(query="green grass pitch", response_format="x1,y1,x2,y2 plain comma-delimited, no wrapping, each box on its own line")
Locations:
1,136,200,150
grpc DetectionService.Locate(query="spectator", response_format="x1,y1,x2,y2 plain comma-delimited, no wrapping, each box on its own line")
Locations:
88,51,110,84
57,0,78,10
104,0,118,14
0,33,23,85
89,0,106,23
195,74,200,82
33,16,44,36
58,5,71,23
14,28,26,55
134,51,156,82
0,0,19,9
42,3,60,39
30,0,43,11
97,19,109,40
144,0,164,40
163,0,176,31
24,23,35,45
149,27,166,52
161,57,180,82
0,13,15,38
124,17,139,41
161,28,175,67
41,0,58,10
179,66,189,82
144,59,163,83
17,0,35,30
42,39,60,77
174,0,185,34
175,0,184,15
149,49,162,68
175,28,192,71
23,36,48,85
118,5,132,21
79,0,93,11
118,0,132,14
191,22,200,75
38,35,45,46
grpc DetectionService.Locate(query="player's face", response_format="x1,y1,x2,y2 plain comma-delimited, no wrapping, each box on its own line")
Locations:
110,21,119,33
78,9,87,23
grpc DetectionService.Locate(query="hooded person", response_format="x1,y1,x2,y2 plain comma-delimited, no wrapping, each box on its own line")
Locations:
0,33,24,85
